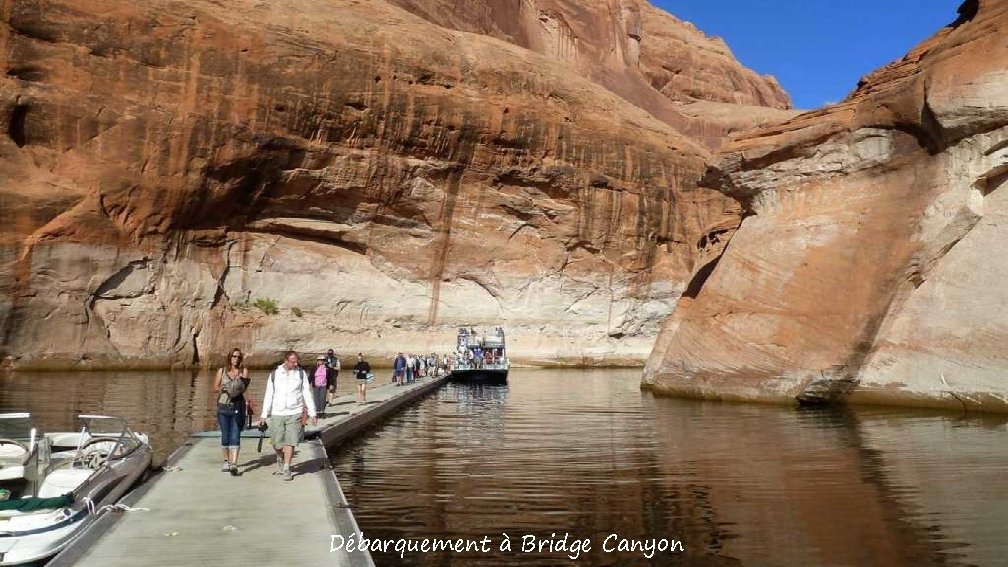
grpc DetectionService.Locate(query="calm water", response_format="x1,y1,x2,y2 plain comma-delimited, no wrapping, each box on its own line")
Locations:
2,368,1006,566
330,369,1008,567
0,367,358,465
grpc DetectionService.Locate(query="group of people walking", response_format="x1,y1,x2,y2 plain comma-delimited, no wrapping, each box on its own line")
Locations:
214,348,374,481
392,352,450,384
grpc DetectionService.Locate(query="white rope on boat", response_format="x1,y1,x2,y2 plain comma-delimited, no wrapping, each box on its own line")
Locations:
83,496,150,515
98,503,150,514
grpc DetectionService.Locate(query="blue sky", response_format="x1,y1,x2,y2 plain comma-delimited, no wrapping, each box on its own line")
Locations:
653,1,961,110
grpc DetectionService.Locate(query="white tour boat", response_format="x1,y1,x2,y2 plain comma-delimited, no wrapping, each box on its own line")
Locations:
449,326,509,384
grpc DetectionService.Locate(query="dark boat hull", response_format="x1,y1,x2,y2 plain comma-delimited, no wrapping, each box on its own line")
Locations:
449,368,508,385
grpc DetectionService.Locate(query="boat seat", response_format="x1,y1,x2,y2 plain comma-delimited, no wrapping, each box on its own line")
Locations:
45,432,85,450
0,475,29,505
0,444,27,459
0,465,25,481
50,450,79,460
38,468,92,498
0,444,28,483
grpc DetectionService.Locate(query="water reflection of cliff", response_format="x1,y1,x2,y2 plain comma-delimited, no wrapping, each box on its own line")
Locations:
0,369,217,465
648,401,1003,566
334,370,1008,566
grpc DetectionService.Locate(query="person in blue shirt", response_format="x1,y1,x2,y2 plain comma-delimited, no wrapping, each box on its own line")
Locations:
393,352,406,385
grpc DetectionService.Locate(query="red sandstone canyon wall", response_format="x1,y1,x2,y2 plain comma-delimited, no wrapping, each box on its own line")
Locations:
0,0,788,369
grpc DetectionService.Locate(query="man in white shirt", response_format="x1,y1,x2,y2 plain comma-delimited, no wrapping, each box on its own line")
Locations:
257,350,316,481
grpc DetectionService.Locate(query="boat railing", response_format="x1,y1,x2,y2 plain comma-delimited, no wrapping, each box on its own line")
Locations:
452,357,509,371
76,415,144,461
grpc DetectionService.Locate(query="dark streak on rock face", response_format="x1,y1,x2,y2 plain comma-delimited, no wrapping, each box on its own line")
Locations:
0,0,789,368
7,104,28,148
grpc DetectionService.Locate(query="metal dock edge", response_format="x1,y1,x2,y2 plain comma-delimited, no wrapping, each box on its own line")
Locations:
50,376,449,567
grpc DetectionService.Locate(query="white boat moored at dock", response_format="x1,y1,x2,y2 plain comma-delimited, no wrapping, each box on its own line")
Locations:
0,414,151,566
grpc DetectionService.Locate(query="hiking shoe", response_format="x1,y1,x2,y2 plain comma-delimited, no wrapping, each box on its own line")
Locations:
282,468,293,481
221,462,231,472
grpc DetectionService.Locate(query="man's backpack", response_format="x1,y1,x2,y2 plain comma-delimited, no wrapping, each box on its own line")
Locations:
268,367,311,425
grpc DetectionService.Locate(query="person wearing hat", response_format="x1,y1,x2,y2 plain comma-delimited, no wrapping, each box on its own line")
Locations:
310,354,330,417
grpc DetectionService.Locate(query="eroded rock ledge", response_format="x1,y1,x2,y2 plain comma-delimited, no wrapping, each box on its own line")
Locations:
644,0,1008,412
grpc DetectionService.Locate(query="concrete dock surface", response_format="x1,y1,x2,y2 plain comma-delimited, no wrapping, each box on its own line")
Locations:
51,375,450,567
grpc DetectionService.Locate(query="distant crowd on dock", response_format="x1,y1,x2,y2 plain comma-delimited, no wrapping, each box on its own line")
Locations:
391,347,505,380
392,352,451,385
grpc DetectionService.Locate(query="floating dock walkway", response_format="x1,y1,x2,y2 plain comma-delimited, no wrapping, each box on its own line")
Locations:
51,376,450,567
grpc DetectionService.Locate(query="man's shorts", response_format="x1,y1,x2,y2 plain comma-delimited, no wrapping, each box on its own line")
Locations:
268,414,303,448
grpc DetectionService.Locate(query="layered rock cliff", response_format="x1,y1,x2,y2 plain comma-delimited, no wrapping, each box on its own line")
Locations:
0,0,788,369
385,0,793,147
644,0,1008,412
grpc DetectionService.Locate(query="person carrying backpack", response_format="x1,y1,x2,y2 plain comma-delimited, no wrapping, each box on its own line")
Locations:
214,347,250,476
257,350,317,481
